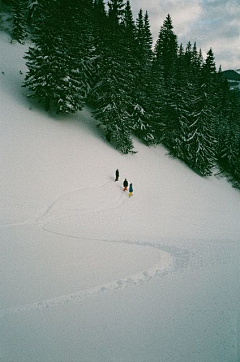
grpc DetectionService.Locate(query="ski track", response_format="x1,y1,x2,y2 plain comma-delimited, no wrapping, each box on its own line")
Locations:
0,250,173,318
0,179,187,318
35,180,114,223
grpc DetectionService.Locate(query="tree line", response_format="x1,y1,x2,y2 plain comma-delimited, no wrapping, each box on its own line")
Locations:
3,0,240,184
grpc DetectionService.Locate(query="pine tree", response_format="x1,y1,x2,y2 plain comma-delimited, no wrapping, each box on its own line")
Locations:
11,0,27,43
135,9,152,65
91,0,136,153
217,91,240,181
150,14,179,146
26,0,40,27
128,9,155,145
154,14,178,81
123,0,135,39
163,41,195,159
108,0,125,26
191,42,202,73
23,0,94,113
183,50,219,176
203,48,216,75
143,11,153,60
144,56,165,144
184,41,192,69
91,0,108,88
185,97,217,176
23,0,59,111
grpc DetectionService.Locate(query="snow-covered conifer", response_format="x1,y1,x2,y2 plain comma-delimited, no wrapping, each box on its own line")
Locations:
11,0,27,43
24,0,94,113
91,0,136,153
154,14,178,81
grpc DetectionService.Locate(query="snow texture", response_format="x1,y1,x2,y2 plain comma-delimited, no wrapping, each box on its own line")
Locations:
0,32,240,362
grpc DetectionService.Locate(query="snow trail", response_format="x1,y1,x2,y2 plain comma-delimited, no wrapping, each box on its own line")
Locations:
0,178,176,318
0,248,172,318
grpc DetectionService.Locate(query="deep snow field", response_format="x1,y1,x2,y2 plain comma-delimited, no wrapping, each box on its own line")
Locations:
0,31,240,362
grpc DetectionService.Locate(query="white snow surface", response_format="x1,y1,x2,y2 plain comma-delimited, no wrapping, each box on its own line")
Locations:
0,32,240,362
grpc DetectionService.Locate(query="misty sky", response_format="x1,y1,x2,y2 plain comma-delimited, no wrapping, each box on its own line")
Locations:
129,0,240,70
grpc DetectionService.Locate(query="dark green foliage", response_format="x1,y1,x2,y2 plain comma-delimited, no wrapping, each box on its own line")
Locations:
91,55,134,153
90,0,137,153
217,91,240,181
151,14,179,146
154,14,178,81
23,0,94,113
91,0,108,87
11,0,27,42
184,86,218,176
132,9,155,145
19,1,239,184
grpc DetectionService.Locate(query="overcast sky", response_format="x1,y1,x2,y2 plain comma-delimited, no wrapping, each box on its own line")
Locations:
129,0,240,70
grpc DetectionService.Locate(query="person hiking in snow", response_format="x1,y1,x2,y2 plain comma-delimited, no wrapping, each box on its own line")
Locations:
129,183,133,197
115,169,119,182
123,178,128,191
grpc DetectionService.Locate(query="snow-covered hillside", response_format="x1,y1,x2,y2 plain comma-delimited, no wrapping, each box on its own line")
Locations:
0,31,240,362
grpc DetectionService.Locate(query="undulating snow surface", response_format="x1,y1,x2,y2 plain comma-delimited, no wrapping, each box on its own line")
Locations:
0,32,240,362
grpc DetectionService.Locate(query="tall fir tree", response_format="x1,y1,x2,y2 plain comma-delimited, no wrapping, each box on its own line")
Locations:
163,41,194,160
23,0,94,113
151,14,178,145
108,0,125,26
91,0,137,153
182,49,218,176
132,9,155,144
91,0,108,88
135,9,153,64
217,90,240,182
154,14,178,81
11,0,27,43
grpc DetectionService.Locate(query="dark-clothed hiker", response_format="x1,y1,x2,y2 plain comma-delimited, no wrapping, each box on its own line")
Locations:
115,169,119,181
123,178,128,191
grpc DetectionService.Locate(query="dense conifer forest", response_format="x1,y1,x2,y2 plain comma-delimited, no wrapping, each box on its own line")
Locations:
1,0,240,185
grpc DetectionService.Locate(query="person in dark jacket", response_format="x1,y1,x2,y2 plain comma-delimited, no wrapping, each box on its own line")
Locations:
123,178,128,191
115,169,119,181
129,183,133,197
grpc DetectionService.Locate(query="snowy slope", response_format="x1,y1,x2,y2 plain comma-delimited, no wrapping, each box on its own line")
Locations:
0,31,240,362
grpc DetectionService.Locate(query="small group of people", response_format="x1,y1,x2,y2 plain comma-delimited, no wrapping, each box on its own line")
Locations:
115,169,133,197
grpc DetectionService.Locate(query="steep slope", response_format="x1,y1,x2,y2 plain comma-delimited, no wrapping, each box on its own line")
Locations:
1,31,240,362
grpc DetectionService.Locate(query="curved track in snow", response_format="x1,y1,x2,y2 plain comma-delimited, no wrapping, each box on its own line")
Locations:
0,180,182,318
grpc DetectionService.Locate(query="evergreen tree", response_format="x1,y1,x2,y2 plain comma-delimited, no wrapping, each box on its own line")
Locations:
163,41,194,159
92,0,107,47
91,0,108,88
23,0,94,113
150,14,178,145
123,0,135,39
108,0,125,25
135,9,152,65
154,14,178,81
144,55,165,144
184,41,192,69
143,11,153,61
130,9,155,145
217,91,240,181
203,48,216,75
185,96,217,176
198,49,204,68
91,0,135,153
191,42,202,73
11,0,27,43
183,50,219,176
26,0,39,26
